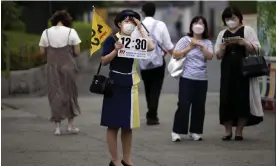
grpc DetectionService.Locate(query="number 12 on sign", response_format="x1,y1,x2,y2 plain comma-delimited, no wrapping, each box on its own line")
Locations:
118,36,148,60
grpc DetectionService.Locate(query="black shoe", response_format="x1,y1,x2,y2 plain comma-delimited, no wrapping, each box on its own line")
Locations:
121,160,132,166
146,118,160,125
221,134,232,141
234,135,243,141
109,161,115,166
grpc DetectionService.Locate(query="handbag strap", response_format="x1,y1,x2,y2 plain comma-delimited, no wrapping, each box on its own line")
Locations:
96,32,120,75
141,22,166,53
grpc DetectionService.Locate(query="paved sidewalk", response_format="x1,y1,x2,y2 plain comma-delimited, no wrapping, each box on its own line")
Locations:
1,93,275,166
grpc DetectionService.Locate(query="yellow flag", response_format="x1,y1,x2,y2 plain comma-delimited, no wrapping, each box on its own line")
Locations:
90,9,112,56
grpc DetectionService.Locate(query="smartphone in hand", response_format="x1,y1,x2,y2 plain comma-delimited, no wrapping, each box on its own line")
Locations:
222,36,241,44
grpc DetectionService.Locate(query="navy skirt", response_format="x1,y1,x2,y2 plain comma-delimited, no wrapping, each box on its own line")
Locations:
101,84,140,129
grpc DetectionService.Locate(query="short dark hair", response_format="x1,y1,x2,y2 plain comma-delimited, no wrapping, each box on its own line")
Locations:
50,10,72,27
222,6,243,26
187,16,209,39
141,2,156,17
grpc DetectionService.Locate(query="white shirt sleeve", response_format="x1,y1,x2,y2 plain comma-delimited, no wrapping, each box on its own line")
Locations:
69,29,81,45
39,30,48,47
174,36,190,51
214,29,226,55
160,22,174,51
244,26,261,51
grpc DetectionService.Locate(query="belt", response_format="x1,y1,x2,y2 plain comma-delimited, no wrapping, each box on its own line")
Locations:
111,70,137,75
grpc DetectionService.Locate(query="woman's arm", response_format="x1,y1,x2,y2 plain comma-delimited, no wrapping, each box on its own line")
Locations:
70,29,82,56
133,18,155,51
242,26,261,54
173,45,193,60
39,30,47,56
73,44,81,56
200,44,213,60
39,47,46,56
101,36,124,66
101,49,118,66
216,46,226,60
138,28,155,51
214,30,226,60
172,37,193,60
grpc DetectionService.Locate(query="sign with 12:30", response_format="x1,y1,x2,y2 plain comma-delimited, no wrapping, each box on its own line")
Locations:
118,35,148,59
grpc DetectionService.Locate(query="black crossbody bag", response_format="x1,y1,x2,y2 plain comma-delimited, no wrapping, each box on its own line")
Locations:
89,62,114,96
241,43,269,78
89,33,121,96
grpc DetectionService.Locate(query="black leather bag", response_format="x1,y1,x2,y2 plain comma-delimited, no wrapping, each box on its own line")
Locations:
89,62,114,96
242,43,269,78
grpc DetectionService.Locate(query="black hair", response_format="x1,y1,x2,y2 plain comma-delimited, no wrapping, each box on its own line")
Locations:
114,9,141,28
50,10,72,27
141,2,156,17
187,16,209,39
222,6,243,26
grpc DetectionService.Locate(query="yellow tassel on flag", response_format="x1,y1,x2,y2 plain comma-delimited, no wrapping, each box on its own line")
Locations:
90,6,112,56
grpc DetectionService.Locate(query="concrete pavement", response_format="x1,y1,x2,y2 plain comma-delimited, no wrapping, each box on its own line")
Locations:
1,93,275,166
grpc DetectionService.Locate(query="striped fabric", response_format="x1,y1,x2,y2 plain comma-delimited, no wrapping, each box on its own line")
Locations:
259,63,276,101
174,36,213,80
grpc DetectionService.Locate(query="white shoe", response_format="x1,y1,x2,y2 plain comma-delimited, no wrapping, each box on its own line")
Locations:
189,133,202,141
67,127,79,134
171,132,181,142
54,128,61,135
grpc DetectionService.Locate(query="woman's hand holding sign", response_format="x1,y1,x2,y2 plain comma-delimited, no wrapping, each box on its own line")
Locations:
115,41,124,51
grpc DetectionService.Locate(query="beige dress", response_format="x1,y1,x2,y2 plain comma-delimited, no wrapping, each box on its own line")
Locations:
45,29,80,122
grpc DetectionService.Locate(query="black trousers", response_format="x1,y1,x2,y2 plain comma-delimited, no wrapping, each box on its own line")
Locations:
140,61,165,120
173,77,208,134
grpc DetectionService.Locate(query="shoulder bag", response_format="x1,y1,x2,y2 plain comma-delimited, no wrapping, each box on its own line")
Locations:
89,33,120,96
89,61,114,97
167,36,191,78
242,43,269,78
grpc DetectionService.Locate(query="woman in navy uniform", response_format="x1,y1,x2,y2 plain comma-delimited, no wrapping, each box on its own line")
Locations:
100,10,155,166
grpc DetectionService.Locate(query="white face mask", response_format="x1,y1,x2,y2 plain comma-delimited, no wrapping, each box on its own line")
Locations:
192,24,204,35
226,20,238,29
122,23,136,35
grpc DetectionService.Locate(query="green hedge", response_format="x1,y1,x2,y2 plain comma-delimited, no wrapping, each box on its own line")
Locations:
2,21,91,71
2,31,45,71
73,21,91,51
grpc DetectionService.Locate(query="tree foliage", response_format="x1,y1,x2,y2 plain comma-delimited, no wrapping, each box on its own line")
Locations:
257,2,276,56
2,1,25,31
1,1,26,70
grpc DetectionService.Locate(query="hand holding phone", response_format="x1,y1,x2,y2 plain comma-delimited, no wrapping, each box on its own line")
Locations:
223,36,241,44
